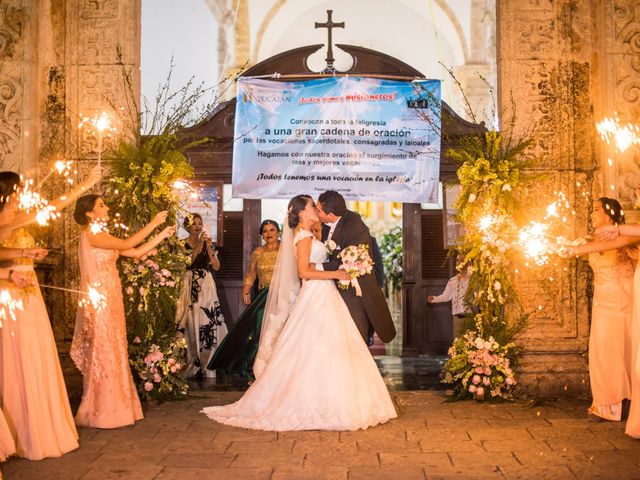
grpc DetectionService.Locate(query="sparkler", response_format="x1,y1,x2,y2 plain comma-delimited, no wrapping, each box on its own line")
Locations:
17,179,61,226
0,289,24,328
40,283,107,312
36,160,76,189
78,112,117,167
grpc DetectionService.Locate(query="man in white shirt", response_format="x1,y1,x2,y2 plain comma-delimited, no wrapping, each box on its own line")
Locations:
427,264,470,339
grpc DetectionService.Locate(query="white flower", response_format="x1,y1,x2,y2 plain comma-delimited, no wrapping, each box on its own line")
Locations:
493,281,502,291
468,193,477,203
325,239,337,253
502,183,512,192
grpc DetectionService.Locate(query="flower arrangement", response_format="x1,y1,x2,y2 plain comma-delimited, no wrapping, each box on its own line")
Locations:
338,244,374,296
442,332,519,400
441,128,532,400
129,334,189,401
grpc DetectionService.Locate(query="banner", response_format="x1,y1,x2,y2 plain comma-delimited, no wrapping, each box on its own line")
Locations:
232,76,441,203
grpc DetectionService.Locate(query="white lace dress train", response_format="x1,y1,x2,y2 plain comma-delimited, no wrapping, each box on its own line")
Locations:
202,229,397,431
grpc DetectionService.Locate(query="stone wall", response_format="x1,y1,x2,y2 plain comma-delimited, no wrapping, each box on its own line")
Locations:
0,0,140,341
497,0,640,396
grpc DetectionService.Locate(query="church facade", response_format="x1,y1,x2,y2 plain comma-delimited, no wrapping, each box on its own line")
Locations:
1,0,639,396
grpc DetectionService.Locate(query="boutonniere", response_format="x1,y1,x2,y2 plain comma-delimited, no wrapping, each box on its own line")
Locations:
325,239,338,255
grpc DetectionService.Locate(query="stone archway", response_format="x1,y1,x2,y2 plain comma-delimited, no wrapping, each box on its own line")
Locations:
179,42,485,355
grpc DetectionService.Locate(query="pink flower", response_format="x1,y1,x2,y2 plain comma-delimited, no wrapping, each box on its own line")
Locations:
472,374,481,385
505,377,515,385
144,382,154,392
161,269,171,277
482,376,491,386
133,336,142,344
137,265,145,272
167,358,176,366
484,367,492,375
468,385,477,393
170,366,178,373
126,286,134,295
139,287,145,296
476,387,485,397
475,367,484,374
153,373,162,383
150,367,157,374
151,262,159,270
167,281,175,287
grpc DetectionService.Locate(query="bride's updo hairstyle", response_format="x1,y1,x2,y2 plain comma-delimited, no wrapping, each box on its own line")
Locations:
598,197,625,225
0,171,20,212
287,195,312,228
74,194,102,226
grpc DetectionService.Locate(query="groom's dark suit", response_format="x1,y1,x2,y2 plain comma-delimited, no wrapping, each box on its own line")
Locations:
321,210,396,343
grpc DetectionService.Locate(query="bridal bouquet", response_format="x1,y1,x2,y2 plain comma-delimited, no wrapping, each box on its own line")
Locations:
441,332,518,401
337,243,374,296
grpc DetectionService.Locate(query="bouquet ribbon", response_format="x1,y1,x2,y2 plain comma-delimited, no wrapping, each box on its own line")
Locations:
340,277,363,297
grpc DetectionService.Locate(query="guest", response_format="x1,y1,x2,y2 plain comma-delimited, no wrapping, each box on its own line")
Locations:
427,257,470,339
208,219,280,380
176,213,226,379
0,166,101,460
72,194,175,429
565,198,634,422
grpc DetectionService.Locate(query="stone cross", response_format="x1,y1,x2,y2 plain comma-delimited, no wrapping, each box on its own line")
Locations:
314,10,344,73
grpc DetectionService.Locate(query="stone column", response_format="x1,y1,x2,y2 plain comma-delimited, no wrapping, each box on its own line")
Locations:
455,0,497,123
0,0,141,341
59,0,141,340
497,0,605,396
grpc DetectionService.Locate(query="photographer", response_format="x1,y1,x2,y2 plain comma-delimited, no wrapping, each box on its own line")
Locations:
176,213,227,379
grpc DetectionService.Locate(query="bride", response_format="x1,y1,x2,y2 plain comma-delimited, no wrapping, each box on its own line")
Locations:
202,194,397,431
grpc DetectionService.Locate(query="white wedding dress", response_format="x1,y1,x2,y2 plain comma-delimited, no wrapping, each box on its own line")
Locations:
202,229,397,431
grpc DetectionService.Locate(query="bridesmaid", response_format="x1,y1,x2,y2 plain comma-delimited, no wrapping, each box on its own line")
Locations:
565,198,634,421
0,167,101,460
176,213,227,379
72,194,175,429
595,216,640,437
208,219,280,380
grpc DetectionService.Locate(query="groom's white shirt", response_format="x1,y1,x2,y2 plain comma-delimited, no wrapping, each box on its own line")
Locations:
326,217,341,242
316,217,341,271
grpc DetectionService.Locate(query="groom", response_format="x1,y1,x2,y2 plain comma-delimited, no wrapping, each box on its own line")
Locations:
316,190,396,344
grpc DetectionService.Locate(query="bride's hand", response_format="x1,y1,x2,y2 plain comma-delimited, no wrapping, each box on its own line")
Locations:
335,270,351,281
595,225,619,241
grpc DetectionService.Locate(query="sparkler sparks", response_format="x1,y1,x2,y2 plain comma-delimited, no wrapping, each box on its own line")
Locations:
78,111,117,166
596,116,640,153
40,283,107,312
0,289,23,328
79,285,108,312
518,222,552,266
17,180,61,226
89,219,108,235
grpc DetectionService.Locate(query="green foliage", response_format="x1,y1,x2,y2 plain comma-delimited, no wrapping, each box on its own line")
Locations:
105,134,194,344
379,225,403,292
